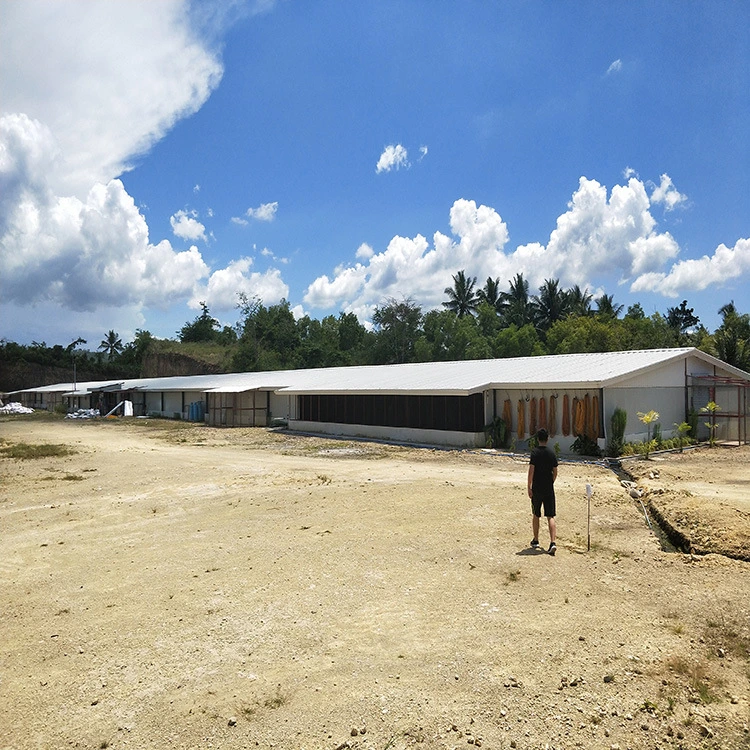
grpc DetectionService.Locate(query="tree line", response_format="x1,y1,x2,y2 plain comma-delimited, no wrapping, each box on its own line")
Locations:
2,273,749,386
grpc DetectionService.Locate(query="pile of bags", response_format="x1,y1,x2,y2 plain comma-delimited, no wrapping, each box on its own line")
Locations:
0,402,34,415
65,408,100,419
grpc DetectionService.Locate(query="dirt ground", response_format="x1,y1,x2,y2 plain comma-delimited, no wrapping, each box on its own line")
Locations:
1,416,749,750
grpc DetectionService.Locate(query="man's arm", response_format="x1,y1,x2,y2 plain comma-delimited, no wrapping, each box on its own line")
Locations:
527,464,534,498
552,466,558,483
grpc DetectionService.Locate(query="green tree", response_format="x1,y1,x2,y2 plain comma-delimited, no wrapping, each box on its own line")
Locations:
372,297,423,364
491,323,545,358
499,273,534,327
545,315,626,354
443,270,479,317
477,276,503,313
711,302,750,370
179,302,220,343
531,278,570,332
566,285,594,317
595,294,624,320
666,300,700,345
98,330,124,360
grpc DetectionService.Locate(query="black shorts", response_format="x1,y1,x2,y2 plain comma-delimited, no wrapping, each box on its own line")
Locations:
531,493,556,518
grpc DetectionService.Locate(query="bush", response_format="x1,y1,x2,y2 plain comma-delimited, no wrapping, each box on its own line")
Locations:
571,434,602,457
606,407,627,457
484,416,507,449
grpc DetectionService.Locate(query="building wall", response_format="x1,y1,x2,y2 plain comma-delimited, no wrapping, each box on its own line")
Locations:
290,419,484,448
491,387,602,452
603,386,685,442
206,391,268,427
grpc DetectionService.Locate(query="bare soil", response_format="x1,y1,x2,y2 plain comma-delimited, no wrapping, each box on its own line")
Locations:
1,416,749,750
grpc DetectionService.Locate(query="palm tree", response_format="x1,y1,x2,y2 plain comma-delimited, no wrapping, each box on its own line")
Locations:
477,276,502,313
595,294,624,319
567,285,593,317
443,270,479,317
98,330,123,360
499,273,534,327
531,278,570,332
713,301,750,370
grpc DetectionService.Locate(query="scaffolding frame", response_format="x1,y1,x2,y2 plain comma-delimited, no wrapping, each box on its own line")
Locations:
688,374,750,445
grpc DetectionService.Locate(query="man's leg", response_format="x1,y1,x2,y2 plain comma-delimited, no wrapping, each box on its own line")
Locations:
547,515,557,543
532,514,540,542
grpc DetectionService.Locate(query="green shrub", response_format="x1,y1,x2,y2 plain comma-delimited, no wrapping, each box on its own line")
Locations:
571,434,602,457
484,416,507,448
607,407,627,457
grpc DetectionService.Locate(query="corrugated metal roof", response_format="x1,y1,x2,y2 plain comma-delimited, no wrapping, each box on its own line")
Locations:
276,348,704,394
12,348,750,398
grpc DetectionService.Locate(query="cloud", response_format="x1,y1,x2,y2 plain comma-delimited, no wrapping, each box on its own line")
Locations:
356,243,374,260
0,0,223,197
304,198,511,317
170,209,207,242
303,174,702,321
0,2,293,336
631,238,750,297
607,59,623,75
376,144,410,173
233,201,278,224
419,145,429,160
0,120,210,311
650,173,687,211
191,257,289,311
248,201,278,221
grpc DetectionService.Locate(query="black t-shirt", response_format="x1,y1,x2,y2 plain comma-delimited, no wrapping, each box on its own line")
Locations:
530,445,558,498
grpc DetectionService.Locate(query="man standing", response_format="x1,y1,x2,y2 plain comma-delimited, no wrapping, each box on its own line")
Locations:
527,428,558,555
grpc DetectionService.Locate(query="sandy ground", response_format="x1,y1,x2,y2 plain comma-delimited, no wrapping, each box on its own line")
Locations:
1,416,749,750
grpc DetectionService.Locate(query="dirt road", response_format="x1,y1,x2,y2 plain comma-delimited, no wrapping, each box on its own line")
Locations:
1,417,748,749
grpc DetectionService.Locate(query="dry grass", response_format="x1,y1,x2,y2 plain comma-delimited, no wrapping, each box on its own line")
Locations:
0,439,77,459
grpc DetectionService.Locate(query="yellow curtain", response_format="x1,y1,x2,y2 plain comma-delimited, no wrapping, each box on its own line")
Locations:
539,396,547,431
562,394,570,436
529,397,537,436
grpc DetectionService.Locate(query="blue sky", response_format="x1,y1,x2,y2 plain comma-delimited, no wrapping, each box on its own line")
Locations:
1,0,749,347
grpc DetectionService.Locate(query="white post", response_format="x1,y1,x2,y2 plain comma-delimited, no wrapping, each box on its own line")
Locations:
586,483,593,551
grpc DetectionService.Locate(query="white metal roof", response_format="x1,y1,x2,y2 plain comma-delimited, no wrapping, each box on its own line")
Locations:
276,347,746,395
11,348,750,399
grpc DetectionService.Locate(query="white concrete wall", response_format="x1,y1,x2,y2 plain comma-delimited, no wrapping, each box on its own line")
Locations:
603,386,685,443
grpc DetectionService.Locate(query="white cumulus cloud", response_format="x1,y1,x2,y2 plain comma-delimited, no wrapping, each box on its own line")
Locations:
191,257,289,311
0,0,223,197
650,173,687,211
0,1,290,340
376,144,410,173
170,209,207,242
303,173,712,323
248,201,278,222
631,238,750,297
607,59,623,75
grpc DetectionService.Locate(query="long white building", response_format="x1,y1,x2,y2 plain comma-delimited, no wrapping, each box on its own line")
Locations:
8,348,750,450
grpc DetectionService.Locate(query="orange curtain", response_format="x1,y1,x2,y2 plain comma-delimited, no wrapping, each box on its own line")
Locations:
573,398,586,436
562,394,570,436
503,399,513,434
529,397,537,436
548,395,557,437
517,399,525,439
584,393,592,438
539,396,547,431
590,394,600,439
